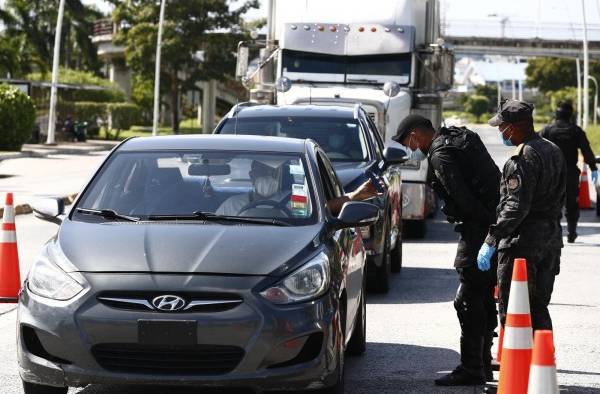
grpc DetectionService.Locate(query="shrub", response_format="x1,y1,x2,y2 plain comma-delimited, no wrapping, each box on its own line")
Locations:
73,102,108,137
106,103,141,139
0,84,36,150
465,95,490,123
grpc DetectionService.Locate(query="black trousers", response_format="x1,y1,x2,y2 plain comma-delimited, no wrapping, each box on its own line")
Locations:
498,247,560,330
455,265,497,373
565,169,580,228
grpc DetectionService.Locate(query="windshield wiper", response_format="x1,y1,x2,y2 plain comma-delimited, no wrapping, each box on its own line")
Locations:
76,208,139,222
146,211,291,226
346,78,380,84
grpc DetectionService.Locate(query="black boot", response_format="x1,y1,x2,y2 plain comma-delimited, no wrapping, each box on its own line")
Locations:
435,365,486,386
483,332,495,381
567,220,578,243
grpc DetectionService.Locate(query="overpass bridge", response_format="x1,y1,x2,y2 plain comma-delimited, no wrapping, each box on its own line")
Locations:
444,36,600,59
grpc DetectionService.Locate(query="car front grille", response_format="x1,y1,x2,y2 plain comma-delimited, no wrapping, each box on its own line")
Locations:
92,343,245,375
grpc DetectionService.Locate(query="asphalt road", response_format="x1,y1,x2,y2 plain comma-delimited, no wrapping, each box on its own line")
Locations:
1,125,599,393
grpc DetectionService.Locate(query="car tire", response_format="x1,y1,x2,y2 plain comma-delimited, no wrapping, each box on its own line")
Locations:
369,227,391,294
347,276,366,356
404,219,426,239
22,381,68,394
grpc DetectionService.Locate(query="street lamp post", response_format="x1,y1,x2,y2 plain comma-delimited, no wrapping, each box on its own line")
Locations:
589,75,598,125
582,0,590,130
46,0,67,145
152,0,167,136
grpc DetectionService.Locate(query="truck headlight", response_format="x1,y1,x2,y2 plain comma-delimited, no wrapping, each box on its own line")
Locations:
260,252,330,304
28,252,84,301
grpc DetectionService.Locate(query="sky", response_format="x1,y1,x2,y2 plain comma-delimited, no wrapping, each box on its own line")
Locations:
60,0,600,41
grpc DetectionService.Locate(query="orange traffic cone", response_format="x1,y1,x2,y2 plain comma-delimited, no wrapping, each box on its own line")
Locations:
497,325,505,363
527,330,559,394
579,164,592,209
498,258,533,394
0,193,21,303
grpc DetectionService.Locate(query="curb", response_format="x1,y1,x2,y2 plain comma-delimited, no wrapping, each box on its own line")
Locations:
0,193,78,217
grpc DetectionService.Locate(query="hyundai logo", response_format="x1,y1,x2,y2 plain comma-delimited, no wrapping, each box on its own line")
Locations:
151,295,186,312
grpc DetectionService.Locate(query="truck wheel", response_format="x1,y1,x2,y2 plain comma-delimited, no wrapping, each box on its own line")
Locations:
347,276,366,356
404,220,426,239
22,381,68,394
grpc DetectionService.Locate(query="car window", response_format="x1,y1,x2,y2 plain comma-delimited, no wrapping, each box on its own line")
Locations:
364,112,386,154
75,150,316,225
219,116,369,162
317,151,343,201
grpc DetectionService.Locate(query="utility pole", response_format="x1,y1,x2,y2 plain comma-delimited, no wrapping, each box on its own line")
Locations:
577,58,582,126
582,0,590,130
152,0,167,136
46,0,66,145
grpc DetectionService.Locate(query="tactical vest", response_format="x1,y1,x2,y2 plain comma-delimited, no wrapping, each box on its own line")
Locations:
541,120,580,167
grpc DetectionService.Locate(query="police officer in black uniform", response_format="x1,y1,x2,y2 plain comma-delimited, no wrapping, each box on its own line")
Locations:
393,115,500,386
540,101,598,243
477,100,567,332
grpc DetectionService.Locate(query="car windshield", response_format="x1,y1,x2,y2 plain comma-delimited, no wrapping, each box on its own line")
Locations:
282,49,411,85
74,150,316,225
219,116,369,162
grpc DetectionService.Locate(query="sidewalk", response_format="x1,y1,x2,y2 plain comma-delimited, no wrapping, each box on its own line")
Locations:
0,141,116,215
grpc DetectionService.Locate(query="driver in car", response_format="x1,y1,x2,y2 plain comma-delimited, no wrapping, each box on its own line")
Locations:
216,160,379,216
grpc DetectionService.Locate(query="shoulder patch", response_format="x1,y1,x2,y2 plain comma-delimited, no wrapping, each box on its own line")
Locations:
506,174,521,192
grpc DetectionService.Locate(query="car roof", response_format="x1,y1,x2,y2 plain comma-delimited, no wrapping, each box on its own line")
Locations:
119,134,309,154
231,104,356,119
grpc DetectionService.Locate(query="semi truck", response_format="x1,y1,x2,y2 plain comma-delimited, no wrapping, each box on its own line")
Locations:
235,0,453,237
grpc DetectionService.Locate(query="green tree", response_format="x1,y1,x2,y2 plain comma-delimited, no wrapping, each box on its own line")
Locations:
473,84,498,112
526,57,600,93
465,95,490,123
0,0,104,75
112,0,258,134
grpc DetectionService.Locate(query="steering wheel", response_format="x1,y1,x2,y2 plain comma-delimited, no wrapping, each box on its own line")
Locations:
238,199,292,218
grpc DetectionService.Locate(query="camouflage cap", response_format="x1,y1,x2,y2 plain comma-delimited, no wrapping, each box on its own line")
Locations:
488,99,534,127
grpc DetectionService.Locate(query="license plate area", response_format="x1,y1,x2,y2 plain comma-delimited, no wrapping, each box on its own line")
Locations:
138,320,197,346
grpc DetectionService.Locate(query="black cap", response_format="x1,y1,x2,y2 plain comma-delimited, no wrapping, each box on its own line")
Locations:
392,114,434,143
488,99,534,127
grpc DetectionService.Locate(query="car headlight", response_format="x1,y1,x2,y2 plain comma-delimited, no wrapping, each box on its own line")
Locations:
260,252,330,304
28,253,84,301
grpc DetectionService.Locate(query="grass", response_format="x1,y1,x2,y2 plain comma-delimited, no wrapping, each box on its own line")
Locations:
587,124,600,153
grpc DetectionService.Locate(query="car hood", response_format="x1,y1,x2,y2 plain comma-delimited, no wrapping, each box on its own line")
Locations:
332,161,375,192
56,220,323,275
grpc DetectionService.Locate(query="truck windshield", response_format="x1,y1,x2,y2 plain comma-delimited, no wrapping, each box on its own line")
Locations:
282,50,411,85
219,116,369,162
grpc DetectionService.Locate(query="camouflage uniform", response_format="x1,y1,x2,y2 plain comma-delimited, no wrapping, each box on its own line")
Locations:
485,133,567,330
428,126,500,378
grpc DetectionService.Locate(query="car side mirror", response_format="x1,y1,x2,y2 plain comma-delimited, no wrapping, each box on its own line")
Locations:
383,146,409,164
32,198,65,225
333,202,379,229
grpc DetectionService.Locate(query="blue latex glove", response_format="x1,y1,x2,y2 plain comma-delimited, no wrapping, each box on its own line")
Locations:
592,170,598,185
477,243,496,271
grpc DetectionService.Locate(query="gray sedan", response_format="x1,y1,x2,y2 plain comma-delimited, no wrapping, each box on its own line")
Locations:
19,135,378,394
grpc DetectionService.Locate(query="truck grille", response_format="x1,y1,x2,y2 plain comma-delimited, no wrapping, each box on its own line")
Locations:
92,344,244,375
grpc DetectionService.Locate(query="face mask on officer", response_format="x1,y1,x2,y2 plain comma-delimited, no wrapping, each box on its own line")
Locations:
499,124,514,147
406,133,427,161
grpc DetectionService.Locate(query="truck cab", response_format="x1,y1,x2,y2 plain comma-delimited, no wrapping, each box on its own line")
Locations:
235,0,453,237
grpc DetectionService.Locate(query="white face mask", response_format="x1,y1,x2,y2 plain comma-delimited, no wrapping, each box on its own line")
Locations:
406,135,427,161
254,176,278,198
